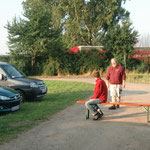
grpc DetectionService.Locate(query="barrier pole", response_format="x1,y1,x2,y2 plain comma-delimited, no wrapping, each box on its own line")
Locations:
86,108,89,119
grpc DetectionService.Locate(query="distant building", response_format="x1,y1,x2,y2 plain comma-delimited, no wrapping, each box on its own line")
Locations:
67,46,150,64
66,45,106,53
132,47,150,64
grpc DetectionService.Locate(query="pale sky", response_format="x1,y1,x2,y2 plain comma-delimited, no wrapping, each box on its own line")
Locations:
0,0,150,55
0,0,24,55
123,0,150,35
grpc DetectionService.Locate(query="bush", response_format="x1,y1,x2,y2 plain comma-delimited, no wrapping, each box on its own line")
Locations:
59,50,106,75
42,50,107,76
43,57,59,76
136,62,149,73
126,58,149,73
78,51,105,74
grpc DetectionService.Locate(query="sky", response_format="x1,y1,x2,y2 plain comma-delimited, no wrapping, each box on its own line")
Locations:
0,0,150,55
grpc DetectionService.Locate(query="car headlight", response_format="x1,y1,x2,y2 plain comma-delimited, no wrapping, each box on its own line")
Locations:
30,82,39,88
0,96,10,100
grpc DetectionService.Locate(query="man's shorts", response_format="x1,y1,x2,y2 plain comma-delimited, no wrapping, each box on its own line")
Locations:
110,84,122,97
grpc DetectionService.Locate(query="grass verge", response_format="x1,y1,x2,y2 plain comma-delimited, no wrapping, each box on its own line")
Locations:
125,73,150,84
0,80,94,145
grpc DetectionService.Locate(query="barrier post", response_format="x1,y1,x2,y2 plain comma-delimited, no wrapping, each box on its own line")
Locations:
86,108,89,119
147,106,149,123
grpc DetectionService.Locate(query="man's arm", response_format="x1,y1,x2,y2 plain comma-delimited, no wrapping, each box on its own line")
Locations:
122,67,126,88
106,67,110,89
122,80,125,88
106,80,110,89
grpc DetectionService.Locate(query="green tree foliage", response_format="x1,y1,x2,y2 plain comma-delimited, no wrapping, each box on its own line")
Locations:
102,19,138,69
0,55,10,63
55,0,129,49
5,0,141,75
43,50,106,76
6,0,62,75
127,59,149,72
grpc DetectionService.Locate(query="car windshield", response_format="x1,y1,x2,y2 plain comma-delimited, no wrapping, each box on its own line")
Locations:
3,65,25,78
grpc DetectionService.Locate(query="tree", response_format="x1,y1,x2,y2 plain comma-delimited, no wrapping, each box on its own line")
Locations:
6,0,62,74
102,19,138,69
55,0,129,49
5,0,139,75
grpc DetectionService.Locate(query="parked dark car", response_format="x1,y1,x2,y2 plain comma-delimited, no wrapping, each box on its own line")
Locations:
0,86,21,112
0,62,47,101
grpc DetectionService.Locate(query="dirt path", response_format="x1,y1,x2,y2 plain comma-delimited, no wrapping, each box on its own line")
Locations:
0,78,150,150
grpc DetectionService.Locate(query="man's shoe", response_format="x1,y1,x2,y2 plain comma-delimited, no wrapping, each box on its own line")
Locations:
93,113,101,120
99,113,103,118
97,109,104,116
109,105,116,110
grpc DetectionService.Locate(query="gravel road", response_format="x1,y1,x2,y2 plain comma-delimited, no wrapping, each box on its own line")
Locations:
0,77,150,150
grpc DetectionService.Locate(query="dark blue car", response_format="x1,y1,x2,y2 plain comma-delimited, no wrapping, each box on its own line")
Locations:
0,86,21,112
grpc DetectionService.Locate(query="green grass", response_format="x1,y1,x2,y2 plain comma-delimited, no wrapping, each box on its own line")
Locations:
0,80,94,144
125,73,150,84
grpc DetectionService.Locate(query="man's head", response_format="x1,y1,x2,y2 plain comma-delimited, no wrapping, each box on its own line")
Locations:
92,71,100,79
111,58,117,67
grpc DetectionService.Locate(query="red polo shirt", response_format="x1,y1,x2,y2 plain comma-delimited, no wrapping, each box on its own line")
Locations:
91,78,108,102
106,65,126,84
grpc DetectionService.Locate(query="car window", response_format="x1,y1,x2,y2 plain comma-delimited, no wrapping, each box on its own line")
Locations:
0,67,6,75
3,65,24,78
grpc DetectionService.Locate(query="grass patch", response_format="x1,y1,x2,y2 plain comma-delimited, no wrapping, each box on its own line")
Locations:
126,73,150,84
0,80,94,144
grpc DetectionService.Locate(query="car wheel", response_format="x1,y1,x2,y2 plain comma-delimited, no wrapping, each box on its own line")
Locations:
16,90,26,102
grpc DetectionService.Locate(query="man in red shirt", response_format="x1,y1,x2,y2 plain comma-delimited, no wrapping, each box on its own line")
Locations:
85,71,108,120
106,58,126,109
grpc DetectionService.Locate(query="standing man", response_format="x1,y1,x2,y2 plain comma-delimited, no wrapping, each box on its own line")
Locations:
85,71,108,120
106,58,126,109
